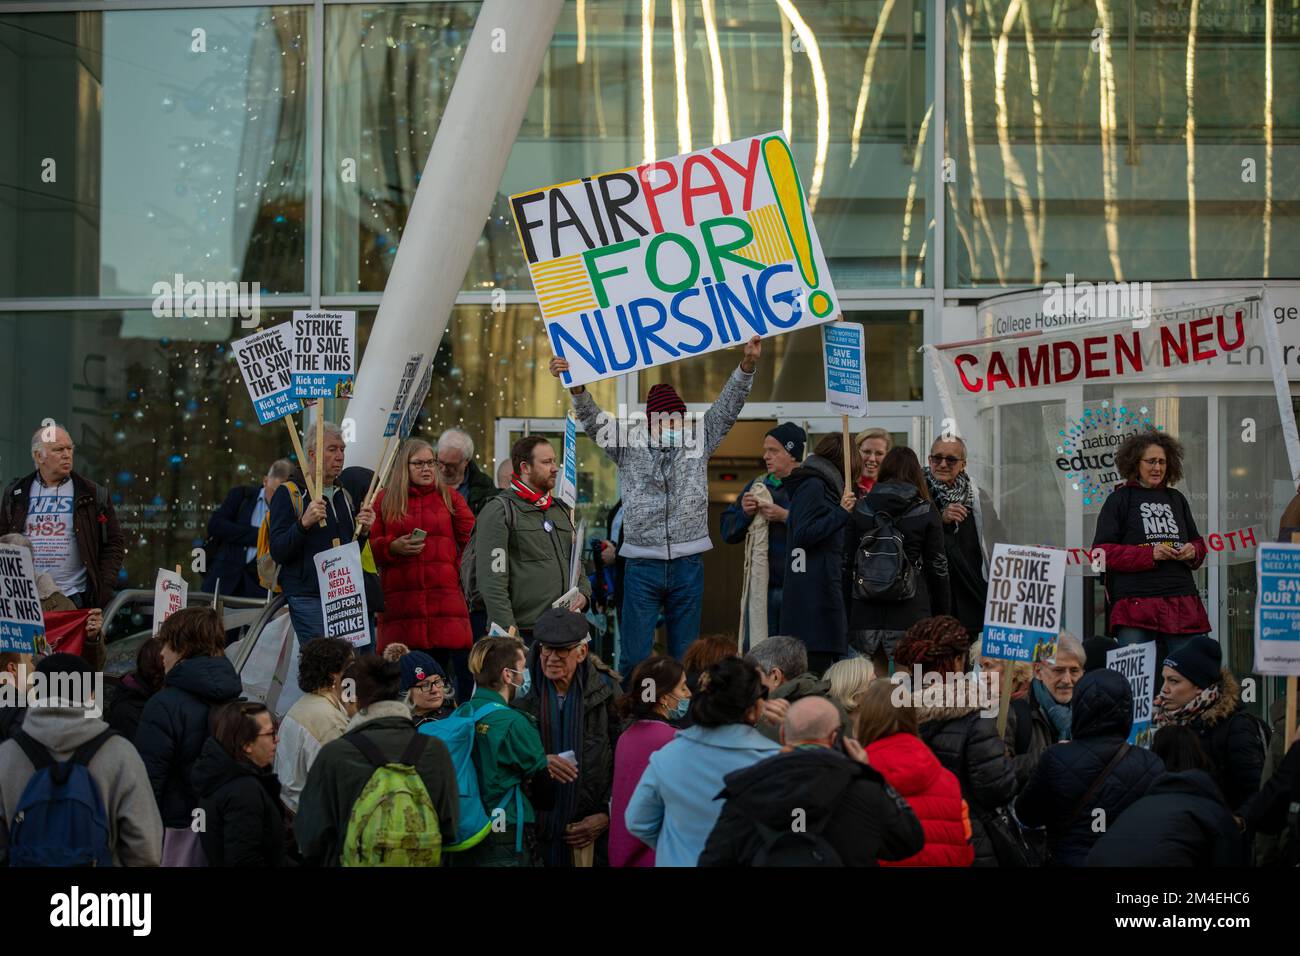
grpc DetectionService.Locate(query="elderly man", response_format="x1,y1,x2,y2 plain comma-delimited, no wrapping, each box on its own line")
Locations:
720,423,805,649
268,421,375,646
202,459,293,597
513,608,621,867
923,434,1007,640
699,696,923,866
0,423,124,614
1006,632,1086,787
435,428,499,517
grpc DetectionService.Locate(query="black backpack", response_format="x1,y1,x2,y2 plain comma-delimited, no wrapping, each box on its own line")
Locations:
752,813,844,867
852,498,928,602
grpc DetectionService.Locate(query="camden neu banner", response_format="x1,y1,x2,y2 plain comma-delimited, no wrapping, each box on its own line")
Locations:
926,297,1293,572
511,132,839,388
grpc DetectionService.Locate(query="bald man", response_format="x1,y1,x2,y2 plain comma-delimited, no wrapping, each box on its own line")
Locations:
700,697,923,866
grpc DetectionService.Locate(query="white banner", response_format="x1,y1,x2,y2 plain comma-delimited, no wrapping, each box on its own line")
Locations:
313,542,370,648
152,568,188,637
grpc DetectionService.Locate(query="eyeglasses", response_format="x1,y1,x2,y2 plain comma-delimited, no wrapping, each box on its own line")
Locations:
539,644,581,658
409,458,437,470
415,678,446,693
1140,457,1167,467
435,458,462,471
256,730,278,739
929,454,964,466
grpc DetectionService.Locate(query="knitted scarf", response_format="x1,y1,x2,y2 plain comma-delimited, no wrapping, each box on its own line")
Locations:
1153,682,1220,728
511,474,552,509
924,466,972,511
1031,678,1072,741
534,658,587,867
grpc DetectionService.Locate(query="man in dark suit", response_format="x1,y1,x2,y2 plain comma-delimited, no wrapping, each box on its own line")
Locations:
202,459,292,597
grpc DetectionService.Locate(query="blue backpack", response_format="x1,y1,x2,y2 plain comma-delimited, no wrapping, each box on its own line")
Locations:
8,729,116,867
419,701,523,853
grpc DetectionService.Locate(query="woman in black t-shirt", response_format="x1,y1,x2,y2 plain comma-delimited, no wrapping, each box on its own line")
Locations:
1091,431,1211,669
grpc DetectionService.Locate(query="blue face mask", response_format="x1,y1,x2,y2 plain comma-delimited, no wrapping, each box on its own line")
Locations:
659,429,681,446
511,667,531,699
668,695,690,719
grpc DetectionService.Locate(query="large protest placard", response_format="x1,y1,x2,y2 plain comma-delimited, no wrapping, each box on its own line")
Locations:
0,543,46,654
1107,642,1157,746
152,568,188,637
512,132,840,387
823,321,868,417
314,542,370,648
980,544,1066,662
232,322,303,425
1255,543,1300,676
384,352,425,438
558,413,578,507
398,356,434,441
291,311,356,399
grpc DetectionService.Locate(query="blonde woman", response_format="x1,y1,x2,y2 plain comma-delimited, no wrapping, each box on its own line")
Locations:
823,657,875,717
856,427,892,496
369,439,474,669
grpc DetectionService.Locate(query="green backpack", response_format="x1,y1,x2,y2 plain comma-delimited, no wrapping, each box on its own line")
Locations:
342,733,443,867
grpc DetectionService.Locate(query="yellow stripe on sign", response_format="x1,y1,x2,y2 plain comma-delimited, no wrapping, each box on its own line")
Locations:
737,204,794,266
530,253,597,316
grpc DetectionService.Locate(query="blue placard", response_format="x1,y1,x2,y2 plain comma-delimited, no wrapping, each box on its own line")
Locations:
1258,545,1300,643
0,545,46,654
559,414,578,506
291,311,356,400
823,322,867,416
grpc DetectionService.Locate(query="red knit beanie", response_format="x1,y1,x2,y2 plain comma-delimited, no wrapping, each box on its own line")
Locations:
645,383,687,416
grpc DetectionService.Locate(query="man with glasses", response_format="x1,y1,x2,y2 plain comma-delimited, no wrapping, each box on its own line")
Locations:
923,435,1006,641
0,423,124,668
436,428,500,517
513,607,621,867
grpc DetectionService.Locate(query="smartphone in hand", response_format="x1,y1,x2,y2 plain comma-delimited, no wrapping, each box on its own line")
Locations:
410,528,427,541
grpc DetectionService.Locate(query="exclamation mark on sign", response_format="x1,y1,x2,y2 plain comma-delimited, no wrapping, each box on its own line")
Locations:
761,135,833,318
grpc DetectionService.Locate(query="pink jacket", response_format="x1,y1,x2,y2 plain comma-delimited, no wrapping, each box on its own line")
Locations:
610,719,677,867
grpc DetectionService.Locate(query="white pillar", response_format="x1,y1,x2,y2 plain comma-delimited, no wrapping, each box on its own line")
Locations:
345,0,565,466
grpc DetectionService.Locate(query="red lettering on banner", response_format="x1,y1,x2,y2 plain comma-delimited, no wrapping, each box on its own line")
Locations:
679,156,731,227
955,354,983,392
986,351,1014,391
1238,527,1257,548
1018,344,1050,387
637,162,678,234
1218,310,1246,352
1083,336,1110,379
1052,341,1081,383
1161,324,1189,365
1208,533,1224,551
1114,331,1143,375
710,139,761,212
1189,317,1217,361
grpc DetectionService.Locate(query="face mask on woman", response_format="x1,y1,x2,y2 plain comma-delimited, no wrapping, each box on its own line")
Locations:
666,695,690,720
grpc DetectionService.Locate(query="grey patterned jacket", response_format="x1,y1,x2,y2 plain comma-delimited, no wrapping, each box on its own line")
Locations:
572,366,755,559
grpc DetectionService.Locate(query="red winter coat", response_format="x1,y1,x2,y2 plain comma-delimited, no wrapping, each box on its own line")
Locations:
866,732,974,867
370,483,474,653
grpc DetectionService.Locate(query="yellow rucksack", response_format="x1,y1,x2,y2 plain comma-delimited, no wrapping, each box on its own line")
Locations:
256,481,304,592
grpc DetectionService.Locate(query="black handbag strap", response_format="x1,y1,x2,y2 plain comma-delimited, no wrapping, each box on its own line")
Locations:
1064,743,1130,830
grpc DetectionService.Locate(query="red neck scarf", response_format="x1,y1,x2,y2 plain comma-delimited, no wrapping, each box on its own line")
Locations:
511,474,552,510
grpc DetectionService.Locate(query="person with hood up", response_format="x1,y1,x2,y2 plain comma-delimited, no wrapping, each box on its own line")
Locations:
1154,636,1266,814
848,446,950,676
855,679,973,866
1015,668,1165,866
699,695,922,866
779,433,860,675
551,337,761,670
1087,725,1245,866
894,615,1017,866
625,656,779,866
134,607,243,865
193,701,289,866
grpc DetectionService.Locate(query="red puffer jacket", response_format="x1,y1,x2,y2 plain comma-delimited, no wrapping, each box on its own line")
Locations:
867,732,975,867
370,483,474,653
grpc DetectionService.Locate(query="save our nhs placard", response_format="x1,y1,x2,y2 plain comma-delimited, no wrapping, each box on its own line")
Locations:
558,413,578,508
823,321,868,417
1254,543,1300,676
511,132,839,388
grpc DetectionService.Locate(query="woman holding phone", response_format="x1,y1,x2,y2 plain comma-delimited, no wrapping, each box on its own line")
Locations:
370,439,475,674
1091,430,1210,669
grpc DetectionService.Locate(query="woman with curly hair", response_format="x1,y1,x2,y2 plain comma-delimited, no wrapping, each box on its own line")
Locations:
1090,430,1210,667
894,615,1016,867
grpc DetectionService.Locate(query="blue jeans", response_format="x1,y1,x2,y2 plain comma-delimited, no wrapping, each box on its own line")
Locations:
288,595,373,654
619,555,704,669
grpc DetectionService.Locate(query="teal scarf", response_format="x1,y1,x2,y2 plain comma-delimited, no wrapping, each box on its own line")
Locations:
1032,678,1072,741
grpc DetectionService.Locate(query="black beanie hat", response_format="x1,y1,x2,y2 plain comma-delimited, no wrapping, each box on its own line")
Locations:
766,422,806,461
1082,636,1119,672
1163,636,1222,689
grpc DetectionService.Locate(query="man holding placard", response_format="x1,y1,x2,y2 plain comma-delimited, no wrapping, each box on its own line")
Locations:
268,421,375,647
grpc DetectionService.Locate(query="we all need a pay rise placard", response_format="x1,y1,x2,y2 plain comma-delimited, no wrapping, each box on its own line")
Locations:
511,132,839,388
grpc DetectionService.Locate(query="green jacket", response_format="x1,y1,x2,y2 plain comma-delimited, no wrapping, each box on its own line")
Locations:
293,701,459,866
458,688,548,826
475,493,591,630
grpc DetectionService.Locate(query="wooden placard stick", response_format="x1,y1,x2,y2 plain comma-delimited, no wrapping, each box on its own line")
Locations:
841,415,851,491
353,438,400,541
283,414,317,498
314,403,326,527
